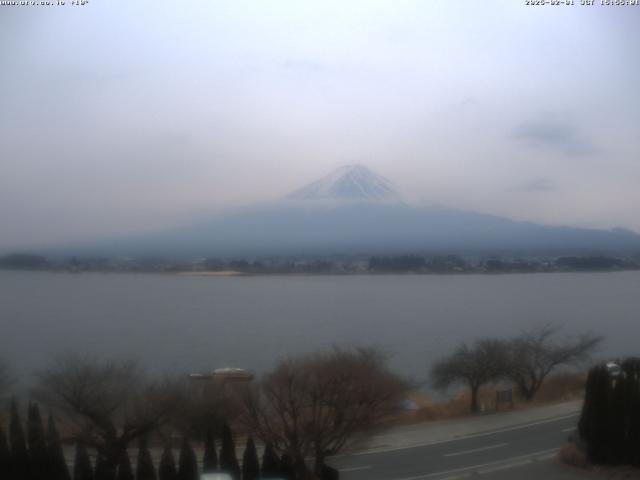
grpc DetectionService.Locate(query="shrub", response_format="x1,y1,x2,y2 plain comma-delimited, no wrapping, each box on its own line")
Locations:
559,443,589,469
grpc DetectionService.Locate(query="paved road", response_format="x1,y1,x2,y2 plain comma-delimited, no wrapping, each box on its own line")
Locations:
327,412,583,480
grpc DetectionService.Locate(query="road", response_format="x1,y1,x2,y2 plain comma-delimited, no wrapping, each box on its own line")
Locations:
327,412,585,480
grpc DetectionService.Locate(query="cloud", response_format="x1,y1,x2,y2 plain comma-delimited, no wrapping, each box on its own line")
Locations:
278,59,332,73
512,114,596,157
513,178,557,193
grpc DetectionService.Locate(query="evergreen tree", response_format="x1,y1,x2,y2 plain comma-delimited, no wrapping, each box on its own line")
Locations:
583,365,612,463
47,413,71,480
0,423,11,480
607,371,627,464
116,449,134,480
202,428,217,473
219,424,240,480
621,358,640,465
136,437,157,480
260,443,280,479
578,367,595,440
279,454,295,480
73,442,94,480
9,399,30,480
579,359,640,466
28,403,49,480
95,453,112,480
177,437,198,480
241,436,260,480
158,446,177,480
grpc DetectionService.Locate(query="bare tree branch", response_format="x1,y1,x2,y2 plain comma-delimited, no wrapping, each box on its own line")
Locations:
507,323,602,401
242,347,409,477
431,339,510,413
32,354,183,475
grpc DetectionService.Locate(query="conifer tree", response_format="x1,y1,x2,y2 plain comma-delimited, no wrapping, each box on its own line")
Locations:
136,436,157,480
28,403,49,480
0,423,11,480
608,371,627,464
260,443,280,479
590,365,611,463
241,436,260,480
219,424,240,480
9,399,30,480
202,428,217,473
579,359,640,466
579,364,619,463
622,358,640,465
116,449,134,480
94,453,112,480
158,445,177,480
73,442,94,480
177,437,198,480
279,454,295,480
47,413,71,480
578,367,595,440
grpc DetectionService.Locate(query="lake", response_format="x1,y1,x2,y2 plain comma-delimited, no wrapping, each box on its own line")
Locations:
1,270,639,385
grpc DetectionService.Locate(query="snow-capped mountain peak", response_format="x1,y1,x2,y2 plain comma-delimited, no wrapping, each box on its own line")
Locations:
286,165,401,202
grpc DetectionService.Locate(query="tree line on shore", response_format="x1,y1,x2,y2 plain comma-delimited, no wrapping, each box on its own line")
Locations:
1,252,638,274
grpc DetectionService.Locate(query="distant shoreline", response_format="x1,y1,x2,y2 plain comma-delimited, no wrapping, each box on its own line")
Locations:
176,270,244,277
1,268,640,277
2,252,639,276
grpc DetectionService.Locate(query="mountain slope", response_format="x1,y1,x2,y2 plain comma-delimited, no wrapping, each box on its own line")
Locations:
81,202,640,257
57,166,640,257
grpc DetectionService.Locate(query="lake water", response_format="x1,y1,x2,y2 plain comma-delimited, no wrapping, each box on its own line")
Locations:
1,271,639,385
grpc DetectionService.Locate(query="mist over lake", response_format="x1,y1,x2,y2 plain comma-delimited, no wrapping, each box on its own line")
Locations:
2,270,639,385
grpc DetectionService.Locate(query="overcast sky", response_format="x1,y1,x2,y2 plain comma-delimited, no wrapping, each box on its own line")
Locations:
1,1,639,249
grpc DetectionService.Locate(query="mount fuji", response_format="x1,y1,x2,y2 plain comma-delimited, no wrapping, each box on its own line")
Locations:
67,165,640,257
286,165,401,203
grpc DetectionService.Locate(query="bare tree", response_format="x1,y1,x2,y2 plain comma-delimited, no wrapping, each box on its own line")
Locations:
507,323,602,401
431,339,509,413
168,377,240,441
34,355,183,479
242,347,409,477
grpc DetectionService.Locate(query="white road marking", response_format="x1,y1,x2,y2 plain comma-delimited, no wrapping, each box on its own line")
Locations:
389,447,560,480
339,465,371,472
339,412,579,457
443,442,508,457
437,474,471,480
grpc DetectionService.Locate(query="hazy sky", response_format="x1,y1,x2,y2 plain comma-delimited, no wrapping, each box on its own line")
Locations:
1,1,639,249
